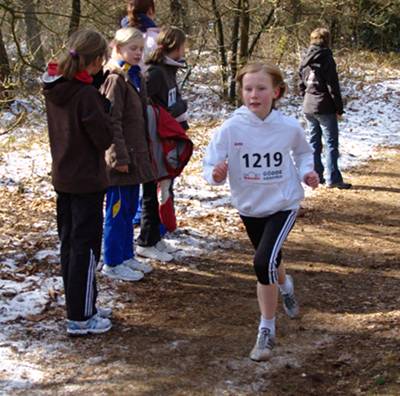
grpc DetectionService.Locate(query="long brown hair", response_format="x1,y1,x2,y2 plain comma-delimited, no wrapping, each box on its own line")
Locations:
58,29,108,80
127,0,155,28
146,26,186,64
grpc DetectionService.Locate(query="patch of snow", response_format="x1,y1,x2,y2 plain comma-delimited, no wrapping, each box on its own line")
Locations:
34,249,59,262
0,348,45,393
0,276,63,323
0,258,17,270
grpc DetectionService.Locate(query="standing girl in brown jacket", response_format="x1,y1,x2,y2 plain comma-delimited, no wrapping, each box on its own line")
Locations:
101,27,155,281
43,29,113,335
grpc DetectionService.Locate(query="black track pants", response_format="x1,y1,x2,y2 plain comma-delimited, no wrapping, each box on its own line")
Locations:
56,191,104,321
137,181,161,247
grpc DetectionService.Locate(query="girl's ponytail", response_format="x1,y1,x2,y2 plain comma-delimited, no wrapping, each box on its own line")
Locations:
58,29,108,80
146,26,186,65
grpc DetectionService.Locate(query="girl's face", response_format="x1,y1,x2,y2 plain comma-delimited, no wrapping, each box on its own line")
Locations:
118,40,144,65
242,70,280,120
168,42,185,61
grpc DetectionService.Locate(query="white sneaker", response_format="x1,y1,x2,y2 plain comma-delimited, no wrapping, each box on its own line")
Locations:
156,239,178,253
136,245,173,262
67,315,112,336
249,328,275,361
101,264,144,281
97,307,112,318
123,257,153,274
280,275,300,319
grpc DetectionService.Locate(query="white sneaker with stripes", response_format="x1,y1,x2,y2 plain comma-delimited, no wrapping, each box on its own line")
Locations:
67,314,112,336
249,328,275,361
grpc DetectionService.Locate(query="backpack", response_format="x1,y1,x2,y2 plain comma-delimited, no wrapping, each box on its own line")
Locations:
146,104,194,232
147,104,193,181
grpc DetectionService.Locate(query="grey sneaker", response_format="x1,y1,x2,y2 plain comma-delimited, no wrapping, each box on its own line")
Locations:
101,263,144,281
67,314,112,336
136,245,173,262
250,328,275,361
123,257,153,274
281,275,299,319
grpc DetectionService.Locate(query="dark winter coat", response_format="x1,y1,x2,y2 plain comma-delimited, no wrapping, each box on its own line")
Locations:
299,44,344,115
146,57,189,130
43,76,113,194
100,62,156,187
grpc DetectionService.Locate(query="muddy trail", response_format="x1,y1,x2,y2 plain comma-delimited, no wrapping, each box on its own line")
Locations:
1,148,399,396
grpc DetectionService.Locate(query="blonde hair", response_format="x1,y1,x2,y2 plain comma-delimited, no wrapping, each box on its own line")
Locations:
236,62,287,105
113,27,144,48
58,29,108,80
146,26,186,64
310,28,330,47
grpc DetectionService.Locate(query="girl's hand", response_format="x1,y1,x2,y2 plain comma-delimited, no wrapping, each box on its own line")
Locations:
304,171,319,189
212,161,228,183
115,165,129,173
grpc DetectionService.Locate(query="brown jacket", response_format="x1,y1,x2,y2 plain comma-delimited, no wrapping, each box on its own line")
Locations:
43,76,113,193
100,63,155,186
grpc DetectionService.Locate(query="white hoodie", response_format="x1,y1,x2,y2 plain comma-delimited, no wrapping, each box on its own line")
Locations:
203,107,314,217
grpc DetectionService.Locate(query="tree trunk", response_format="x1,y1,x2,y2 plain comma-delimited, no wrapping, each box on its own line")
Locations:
0,28,10,82
22,0,45,70
239,0,250,65
211,0,228,98
180,0,190,34
0,28,10,103
170,0,189,31
229,0,241,103
68,0,81,37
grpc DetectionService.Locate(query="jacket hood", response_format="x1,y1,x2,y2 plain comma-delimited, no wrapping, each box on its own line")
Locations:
300,45,332,69
231,106,279,126
164,56,186,68
42,76,84,106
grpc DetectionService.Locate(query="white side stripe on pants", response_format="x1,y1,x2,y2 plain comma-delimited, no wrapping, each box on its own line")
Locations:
84,249,96,318
268,210,298,284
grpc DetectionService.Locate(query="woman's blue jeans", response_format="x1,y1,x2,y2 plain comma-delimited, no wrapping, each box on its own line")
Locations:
305,113,343,185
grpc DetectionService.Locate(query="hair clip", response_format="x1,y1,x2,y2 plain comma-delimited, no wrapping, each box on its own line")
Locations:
69,49,79,58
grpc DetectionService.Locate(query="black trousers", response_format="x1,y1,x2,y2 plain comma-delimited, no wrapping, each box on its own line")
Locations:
240,210,297,285
137,181,161,247
56,191,104,321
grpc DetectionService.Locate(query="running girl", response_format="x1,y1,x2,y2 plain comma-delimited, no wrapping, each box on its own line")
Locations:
203,63,319,361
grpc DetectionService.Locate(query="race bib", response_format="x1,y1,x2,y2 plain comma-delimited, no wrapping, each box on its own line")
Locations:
239,150,287,184
168,88,177,107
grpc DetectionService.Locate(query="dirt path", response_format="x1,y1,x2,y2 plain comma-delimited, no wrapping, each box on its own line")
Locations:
1,148,399,396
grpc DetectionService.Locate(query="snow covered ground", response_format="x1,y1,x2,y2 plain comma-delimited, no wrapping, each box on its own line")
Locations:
0,65,399,393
